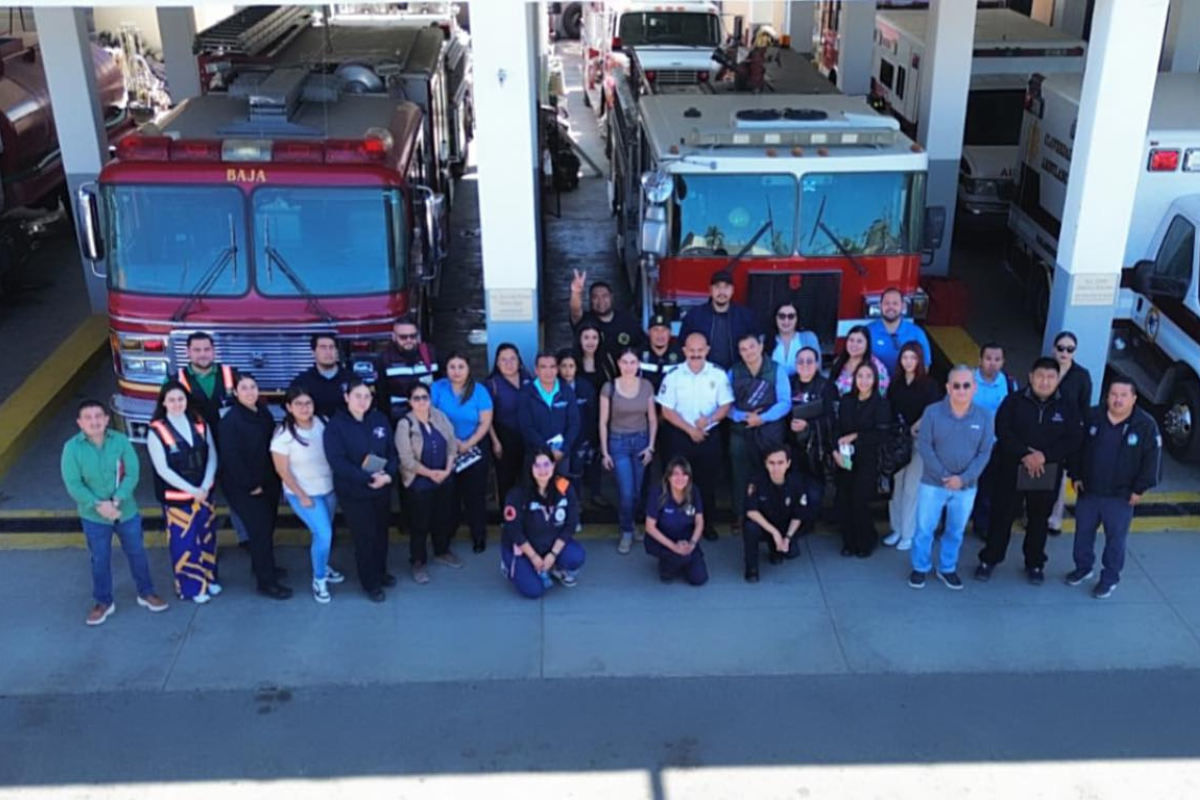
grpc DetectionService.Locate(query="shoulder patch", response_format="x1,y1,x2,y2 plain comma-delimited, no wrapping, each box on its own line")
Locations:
503,505,517,522
746,483,755,496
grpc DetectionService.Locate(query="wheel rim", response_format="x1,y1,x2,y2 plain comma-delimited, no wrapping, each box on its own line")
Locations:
1165,401,1193,447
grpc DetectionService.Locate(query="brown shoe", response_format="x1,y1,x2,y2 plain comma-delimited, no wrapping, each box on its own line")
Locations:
411,563,430,585
86,603,115,626
434,552,464,569
137,594,169,613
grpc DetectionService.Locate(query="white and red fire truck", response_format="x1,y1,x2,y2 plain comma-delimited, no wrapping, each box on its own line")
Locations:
1008,71,1200,461
76,67,447,441
613,90,940,349
872,8,1085,219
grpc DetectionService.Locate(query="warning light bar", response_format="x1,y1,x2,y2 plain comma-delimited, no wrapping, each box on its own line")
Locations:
1148,148,1180,172
115,135,391,165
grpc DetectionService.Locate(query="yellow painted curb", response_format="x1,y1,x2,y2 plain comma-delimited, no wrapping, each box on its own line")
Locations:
926,326,980,371
0,314,110,481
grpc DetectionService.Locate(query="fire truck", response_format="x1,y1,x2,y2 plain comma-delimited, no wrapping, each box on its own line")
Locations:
872,8,1085,219
1008,71,1200,461
76,68,448,441
194,7,469,205
0,36,126,281
581,0,724,114
614,91,939,349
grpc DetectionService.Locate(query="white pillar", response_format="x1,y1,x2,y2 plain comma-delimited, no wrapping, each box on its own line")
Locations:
1161,0,1200,73
1042,0,1170,402
473,0,543,365
915,0,976,276
787,1,817,55
836,0,874,96
157,7,203,102
34,6,109,312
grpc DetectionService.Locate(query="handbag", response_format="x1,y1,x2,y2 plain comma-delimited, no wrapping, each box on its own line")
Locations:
877,419,914,477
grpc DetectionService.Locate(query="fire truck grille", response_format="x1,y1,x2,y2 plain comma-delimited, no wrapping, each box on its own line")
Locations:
170,331,320,391
745,271,842,355
653,70,701,86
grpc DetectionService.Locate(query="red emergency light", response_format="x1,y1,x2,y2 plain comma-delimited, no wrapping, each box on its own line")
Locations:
272,141,325,164
171,140,223,162
324,137,389,164
115,134,389,165
611,36,623,50
1148,148,1180,172
116,136,171,162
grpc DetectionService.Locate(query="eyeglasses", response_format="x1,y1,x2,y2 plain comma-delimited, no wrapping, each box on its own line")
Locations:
1056,345,1076,354
290,399,314,407
410,395,430,403
797,357,818,365
950,382,973,390
776,312,796,320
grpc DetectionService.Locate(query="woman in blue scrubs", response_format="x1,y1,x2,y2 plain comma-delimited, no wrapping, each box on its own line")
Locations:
643,457,708,585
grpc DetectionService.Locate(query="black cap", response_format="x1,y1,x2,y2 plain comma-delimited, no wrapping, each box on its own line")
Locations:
710,269,734,286
648,313,671,330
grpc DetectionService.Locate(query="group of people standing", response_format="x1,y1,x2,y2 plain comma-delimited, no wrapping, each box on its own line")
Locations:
62,273,1163,624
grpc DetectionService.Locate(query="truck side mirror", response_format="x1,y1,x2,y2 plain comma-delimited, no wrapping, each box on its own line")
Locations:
1131,259,1154,296
1133,258,1189,301
77,183,107,273
923,206,946,252
640,203,668,258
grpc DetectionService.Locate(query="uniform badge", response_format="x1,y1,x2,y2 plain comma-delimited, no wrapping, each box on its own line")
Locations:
1089,425,1097,436
373,426,386,438
1127,433,1139,446
618,332,630,345
1051,413,1063,423
683,504,695,517
800,494,808,506
554,508,566,524
784,496,791,507
503,505,517,522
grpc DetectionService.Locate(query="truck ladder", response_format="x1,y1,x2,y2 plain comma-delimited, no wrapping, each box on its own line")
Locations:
193,6,312,58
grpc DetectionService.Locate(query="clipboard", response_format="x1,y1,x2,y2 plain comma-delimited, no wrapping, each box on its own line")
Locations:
791,399,825,421
1016,462,1059,492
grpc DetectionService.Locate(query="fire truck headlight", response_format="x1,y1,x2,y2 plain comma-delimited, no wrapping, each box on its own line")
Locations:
908,291,929,320
865,298,882,318
640,170,673,204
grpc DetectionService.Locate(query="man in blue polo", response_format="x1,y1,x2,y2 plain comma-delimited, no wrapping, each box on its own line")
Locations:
867,287,932,376
518,352,580,477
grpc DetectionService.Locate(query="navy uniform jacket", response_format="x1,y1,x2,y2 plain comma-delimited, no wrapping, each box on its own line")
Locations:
679,301,759,370
992,386,1083,472
746,471,809,528
644,484,702,554
1071,405,1161,498
639,342,684,393
323,408,398,501
502,480,579,556
517,380,580,454
293,364,351,422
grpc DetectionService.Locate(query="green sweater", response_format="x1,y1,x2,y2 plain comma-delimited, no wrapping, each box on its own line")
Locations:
60,430,141,523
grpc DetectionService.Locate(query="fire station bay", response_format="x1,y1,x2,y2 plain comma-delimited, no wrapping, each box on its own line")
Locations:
3,0,1200,541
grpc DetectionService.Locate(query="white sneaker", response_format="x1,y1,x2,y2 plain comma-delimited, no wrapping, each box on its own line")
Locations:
312,578,331,604
882,531,901,547
617,533,633,555
192,593,211,605
325,566,346,584
207,582,223,597
896,538,913,552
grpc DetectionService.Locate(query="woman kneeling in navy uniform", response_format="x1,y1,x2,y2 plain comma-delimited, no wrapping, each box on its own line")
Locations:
501,446,587,598
644,457,709,585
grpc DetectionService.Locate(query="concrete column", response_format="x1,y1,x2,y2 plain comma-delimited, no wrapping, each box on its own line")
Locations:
786,1,817,55
1161,0,1200,73
157,7,203,102
1042,0,1170,402
34,6,109,313
915,0,976,276
836,0,874,96
473,0,543,366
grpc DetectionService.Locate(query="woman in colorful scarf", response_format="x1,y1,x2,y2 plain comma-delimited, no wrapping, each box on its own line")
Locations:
146,380,220,603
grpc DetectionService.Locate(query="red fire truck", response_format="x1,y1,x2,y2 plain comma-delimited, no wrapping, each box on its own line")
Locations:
0,36,126,280
76,68,447,441
612,86,940,350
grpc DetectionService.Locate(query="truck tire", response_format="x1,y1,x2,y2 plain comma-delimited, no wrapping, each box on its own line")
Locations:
558,3,582,40
1163,379,1200,463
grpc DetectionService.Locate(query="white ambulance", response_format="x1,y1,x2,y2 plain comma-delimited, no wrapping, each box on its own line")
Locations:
873,8,1085,219
1007,71,1200,461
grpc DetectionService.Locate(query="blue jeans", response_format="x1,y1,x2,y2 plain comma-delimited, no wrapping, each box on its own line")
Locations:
285,492,336,580
911,483,977,574
609,430,649,535
82,515,155,605
1073,493,1134,586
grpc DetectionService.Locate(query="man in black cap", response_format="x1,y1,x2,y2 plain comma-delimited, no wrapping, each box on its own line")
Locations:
678,270,759,371
638,313,684,394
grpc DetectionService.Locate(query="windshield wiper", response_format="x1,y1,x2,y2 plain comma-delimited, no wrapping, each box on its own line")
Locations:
172,216,238,322
806,195,868,277
263,221,336,324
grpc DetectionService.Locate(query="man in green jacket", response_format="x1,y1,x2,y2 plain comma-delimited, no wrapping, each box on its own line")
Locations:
60,399,168,626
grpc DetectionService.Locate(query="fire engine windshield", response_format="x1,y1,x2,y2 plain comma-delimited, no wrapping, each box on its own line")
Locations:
799,172,923,257
253,187,407,297
673,174,798,257
104,185,249,297
618,12,721,47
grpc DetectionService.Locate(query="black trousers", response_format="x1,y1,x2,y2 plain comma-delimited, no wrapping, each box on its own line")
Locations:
493,424,524,506
407,482,453,564
836,451,879,556
666,427,721,530
742,520,802,570
227,487,279,590
452,453,490,546
980,465,1060,569
341,491,392,592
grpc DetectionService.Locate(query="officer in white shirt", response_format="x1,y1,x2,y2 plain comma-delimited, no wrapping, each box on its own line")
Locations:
657,331,734,539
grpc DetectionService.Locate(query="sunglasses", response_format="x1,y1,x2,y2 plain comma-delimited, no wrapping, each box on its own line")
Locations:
1056,345,1076,354
950,382,973,390
410,395,430,402
776,312,797,320
396,332,419,341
